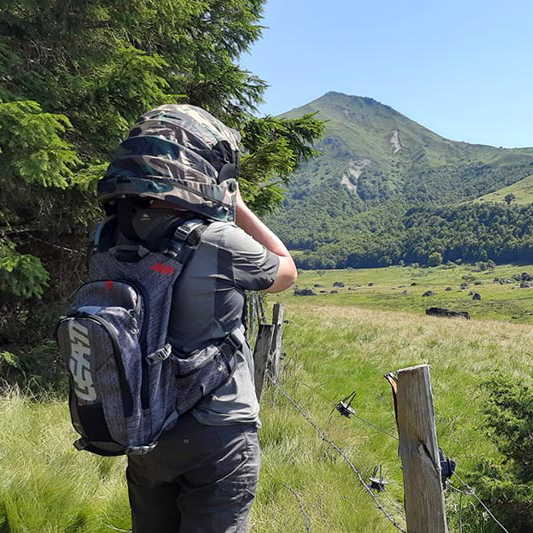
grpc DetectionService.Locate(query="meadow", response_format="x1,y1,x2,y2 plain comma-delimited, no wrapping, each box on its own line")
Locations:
278,263,533,323
474,174,533,205
2,264,533,532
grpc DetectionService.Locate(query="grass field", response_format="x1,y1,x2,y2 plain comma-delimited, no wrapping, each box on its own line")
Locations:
275,263,533,323
2,264,532,532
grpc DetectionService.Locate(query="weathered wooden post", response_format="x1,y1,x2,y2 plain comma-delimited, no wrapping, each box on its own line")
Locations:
256,294,266,323
247,292,258,341
252,324,274,401
386,364,448,533
268,303,285,383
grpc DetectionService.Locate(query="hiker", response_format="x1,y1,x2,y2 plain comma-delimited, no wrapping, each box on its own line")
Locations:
58,105,297,533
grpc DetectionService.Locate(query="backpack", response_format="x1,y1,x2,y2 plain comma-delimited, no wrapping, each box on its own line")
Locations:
55,213,244,456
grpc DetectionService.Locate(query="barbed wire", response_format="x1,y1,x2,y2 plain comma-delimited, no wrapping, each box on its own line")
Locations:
380,491,407,520
458,489,464,533
284,374,511,533
282,483,312,533
296,380,399,440
447,483,467,533
268,375,407,533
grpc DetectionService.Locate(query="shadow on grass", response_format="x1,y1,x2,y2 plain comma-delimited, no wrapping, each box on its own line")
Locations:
0,504,10,533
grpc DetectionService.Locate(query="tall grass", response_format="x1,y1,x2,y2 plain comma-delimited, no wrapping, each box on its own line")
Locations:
0,389,130,533
3,301,531,531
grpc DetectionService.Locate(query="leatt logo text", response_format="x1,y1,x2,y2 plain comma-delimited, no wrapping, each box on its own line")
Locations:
69,321,97,402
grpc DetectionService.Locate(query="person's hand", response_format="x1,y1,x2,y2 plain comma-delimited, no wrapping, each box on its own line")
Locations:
231,181,297,293
234,183,246,210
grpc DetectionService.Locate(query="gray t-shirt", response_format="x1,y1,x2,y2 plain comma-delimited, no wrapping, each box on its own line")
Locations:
132,210,280,426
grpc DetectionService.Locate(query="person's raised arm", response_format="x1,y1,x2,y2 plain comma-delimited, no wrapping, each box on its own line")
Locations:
234,188,297,293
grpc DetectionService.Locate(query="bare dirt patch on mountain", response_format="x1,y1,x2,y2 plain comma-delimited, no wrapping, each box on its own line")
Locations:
340,158,371,192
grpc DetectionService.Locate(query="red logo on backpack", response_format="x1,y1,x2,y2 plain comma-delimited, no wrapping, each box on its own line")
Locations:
151,263,175,276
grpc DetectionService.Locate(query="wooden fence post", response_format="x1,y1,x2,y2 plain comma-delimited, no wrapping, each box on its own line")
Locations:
253,324,274,401
268,303,285,383
389,364,448,533
247,292,258,341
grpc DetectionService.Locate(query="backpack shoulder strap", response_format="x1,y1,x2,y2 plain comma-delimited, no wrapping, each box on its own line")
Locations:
145,217,210,265
171,219,210,264
92,215,118,253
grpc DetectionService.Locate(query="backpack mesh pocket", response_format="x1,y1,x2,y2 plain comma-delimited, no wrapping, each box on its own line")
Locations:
171,344,236,414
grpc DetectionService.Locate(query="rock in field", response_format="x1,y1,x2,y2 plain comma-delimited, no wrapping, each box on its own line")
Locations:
426,307,470,320
294,288,316,296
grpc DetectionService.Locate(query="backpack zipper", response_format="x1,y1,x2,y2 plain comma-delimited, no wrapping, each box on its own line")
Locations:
121,279,151,411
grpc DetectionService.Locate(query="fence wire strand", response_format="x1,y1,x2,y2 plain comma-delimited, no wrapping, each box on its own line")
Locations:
282,483,312,533
285,375,510,533
267,311,510,533
450,471,510,533
297,380,400,440
268,375,407,533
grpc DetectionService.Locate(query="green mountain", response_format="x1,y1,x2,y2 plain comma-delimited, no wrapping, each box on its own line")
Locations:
269,92,533,268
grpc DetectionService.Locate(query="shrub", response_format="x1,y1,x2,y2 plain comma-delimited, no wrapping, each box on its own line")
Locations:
468,376,533,532
428,251,443,267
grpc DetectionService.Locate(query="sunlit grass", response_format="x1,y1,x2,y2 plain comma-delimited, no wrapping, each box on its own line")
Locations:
277,263,533,323
2,297,530,531
0,389,130,533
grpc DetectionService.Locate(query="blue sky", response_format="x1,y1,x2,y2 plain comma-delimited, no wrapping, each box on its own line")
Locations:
240,0,533,148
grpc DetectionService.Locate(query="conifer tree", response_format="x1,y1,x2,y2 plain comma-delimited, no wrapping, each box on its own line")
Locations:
0,1,324,358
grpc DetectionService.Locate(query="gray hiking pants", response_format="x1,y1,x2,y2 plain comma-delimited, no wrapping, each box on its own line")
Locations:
126,413,260,533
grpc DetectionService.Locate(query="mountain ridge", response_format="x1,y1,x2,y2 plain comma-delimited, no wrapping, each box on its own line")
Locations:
269,91,533,268
285,91,533,150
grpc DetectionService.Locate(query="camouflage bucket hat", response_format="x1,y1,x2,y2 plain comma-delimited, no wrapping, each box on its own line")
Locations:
97,104,241,221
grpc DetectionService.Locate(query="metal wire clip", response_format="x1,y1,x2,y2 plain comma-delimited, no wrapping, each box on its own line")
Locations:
335,390,357,418
369,464,389,492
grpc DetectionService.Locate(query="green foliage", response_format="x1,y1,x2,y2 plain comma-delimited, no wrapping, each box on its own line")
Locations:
468,376,533,532
0,0,325,385
0,243,49,298
270,92,533,269
483,377,533,479
283,202,533,269
505,192,517,205
0,100,80,188
240,113,326,215
428,251,443,267
0,100,77,300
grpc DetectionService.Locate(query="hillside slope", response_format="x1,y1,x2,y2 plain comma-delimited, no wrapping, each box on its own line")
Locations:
474,173,533,204
269,92,533,268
